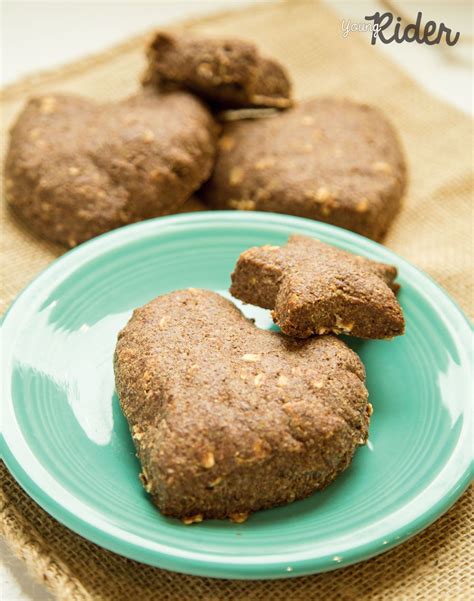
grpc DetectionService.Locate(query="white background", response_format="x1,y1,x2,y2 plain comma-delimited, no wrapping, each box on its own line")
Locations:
1,1,472,599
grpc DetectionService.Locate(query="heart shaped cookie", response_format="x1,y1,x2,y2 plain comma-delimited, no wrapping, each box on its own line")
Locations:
230,235,405,339
202,97,407,240
5,90,217,247
114,289,370,522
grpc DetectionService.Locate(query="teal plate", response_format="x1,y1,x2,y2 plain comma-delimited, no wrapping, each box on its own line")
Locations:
1,212,472,579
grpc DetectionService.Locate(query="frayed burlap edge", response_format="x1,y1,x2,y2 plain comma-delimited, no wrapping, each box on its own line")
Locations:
1,466,472,601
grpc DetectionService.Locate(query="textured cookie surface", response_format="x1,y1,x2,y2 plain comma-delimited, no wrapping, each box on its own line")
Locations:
144,31,292,109
203,98,407,240
5,90,217,246
114,289,370,521
231,235,404,339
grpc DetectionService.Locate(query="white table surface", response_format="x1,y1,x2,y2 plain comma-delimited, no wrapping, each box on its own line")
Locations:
1,1,472,599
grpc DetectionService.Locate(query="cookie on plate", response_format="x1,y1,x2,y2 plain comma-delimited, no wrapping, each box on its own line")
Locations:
5,90,218,247
114,289,370,522
202,97,407,240
143,31,292,109
230,235,405,339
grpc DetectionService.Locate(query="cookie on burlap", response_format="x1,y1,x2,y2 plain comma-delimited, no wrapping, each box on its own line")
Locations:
176,196,208,213
230,235,405,339
5,90,218,247
203,97,407,240
114,289,370,523
143,31,292,109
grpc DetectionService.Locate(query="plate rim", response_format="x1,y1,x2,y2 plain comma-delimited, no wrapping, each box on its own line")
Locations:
1,211,473,579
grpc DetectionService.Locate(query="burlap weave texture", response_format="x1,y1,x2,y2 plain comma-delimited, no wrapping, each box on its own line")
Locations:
1,2,472,599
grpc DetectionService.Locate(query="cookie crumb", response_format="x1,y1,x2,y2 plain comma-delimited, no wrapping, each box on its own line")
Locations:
255,157,275,170
208,476,222,488
321,205,331,216
229,166,244,185
142,129,155,143
316,187,332,202
242,353,261,362
197,62,214,80
356,198,369,213
159,316,169,328
132,426,144,441
372,161,392,174
40,96,57,114
229,512,249,524
219,135,236,151
182,514,204,525
139,470,153,493
335,315,354,333
201,451,215,469
228,199,255,210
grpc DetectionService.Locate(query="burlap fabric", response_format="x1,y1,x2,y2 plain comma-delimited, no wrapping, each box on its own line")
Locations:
1,1,473,599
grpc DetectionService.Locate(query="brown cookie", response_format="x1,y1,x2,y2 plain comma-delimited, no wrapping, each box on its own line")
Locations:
5,90,218,247
230,235,405,339
114,289,370,522
176,195,207,213
143,31,292,109
202,98,407,240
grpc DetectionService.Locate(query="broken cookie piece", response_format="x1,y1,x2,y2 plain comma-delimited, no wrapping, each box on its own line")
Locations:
230,235,405,339
114,289,370,521
143,31,292,109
